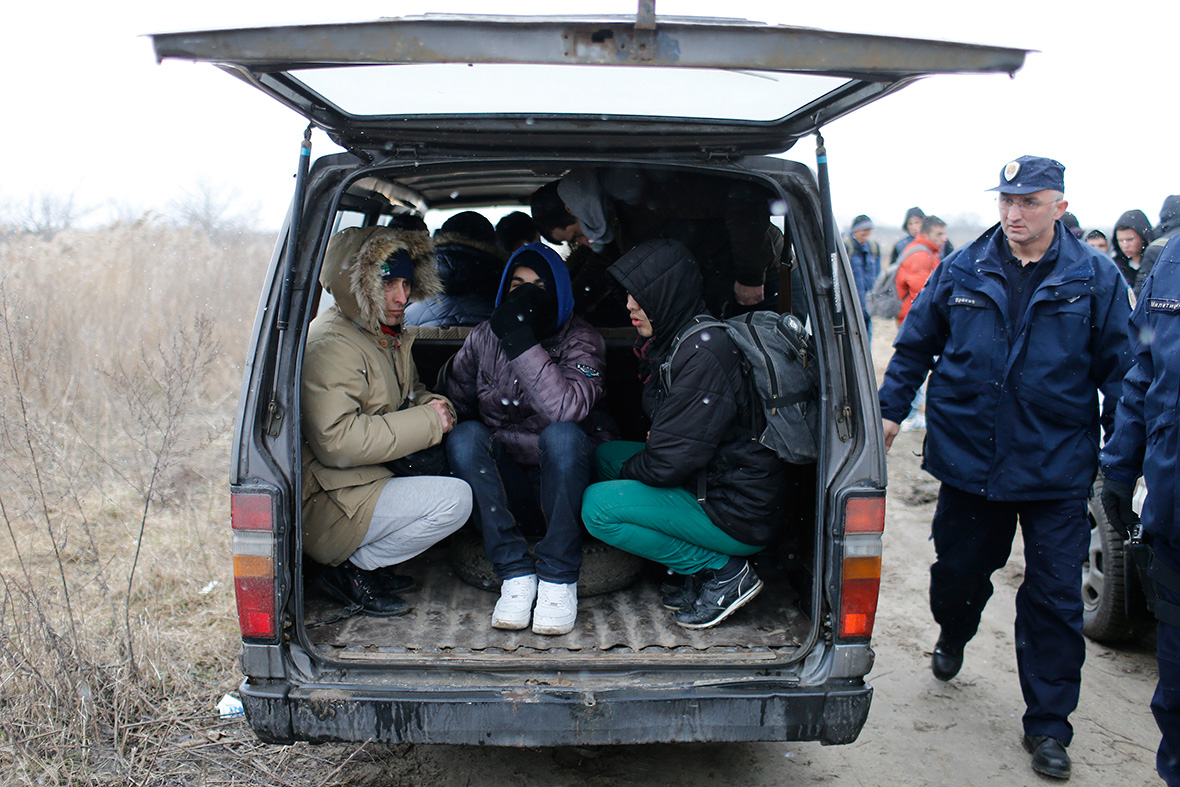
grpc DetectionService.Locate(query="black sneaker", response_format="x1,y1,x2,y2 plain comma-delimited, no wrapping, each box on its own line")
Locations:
320,561,410,617
660,572,704,611
673,562,763,629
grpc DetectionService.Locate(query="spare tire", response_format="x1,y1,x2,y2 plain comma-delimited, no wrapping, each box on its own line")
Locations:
449,527,645,596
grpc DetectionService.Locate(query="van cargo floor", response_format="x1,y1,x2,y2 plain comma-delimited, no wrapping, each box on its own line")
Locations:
303,549,808,657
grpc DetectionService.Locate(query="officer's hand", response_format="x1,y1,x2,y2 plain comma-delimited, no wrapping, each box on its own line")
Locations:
734,282,764,306
489,284,545,359
882,419,900,453
427,399,454,433
1099,475,1139,540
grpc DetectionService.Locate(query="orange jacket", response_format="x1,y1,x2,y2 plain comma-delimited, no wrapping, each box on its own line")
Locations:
895,235,942,325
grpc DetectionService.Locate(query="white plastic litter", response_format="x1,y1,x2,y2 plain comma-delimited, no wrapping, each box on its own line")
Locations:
217,694,244,718
199,580,220,595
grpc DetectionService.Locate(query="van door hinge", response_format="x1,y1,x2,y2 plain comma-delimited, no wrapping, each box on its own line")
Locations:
835,403,853,442
265,399,285,437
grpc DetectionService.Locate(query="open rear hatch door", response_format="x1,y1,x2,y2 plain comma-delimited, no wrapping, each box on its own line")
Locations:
151,11,1027,157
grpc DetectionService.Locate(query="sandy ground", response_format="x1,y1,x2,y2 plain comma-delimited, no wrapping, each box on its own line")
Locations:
227,320,1163,786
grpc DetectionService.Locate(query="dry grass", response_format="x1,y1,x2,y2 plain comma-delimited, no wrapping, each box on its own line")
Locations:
0,220,384,784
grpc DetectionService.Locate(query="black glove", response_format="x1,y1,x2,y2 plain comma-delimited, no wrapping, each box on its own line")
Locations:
489,284,547,360
1099,475,1140,540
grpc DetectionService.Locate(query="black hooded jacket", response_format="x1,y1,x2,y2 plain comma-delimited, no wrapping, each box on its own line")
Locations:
1139,195,1180,289
608,240,788,547
1112,209,1155,294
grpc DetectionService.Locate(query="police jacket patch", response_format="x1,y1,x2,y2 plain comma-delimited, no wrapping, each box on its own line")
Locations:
1148,298,1180,313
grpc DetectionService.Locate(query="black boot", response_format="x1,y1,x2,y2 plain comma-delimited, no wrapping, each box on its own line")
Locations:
320,561,410,617
1023,735,1071,780
931,638,964,681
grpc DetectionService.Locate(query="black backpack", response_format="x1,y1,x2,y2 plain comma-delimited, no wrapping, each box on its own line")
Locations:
661,311,819,464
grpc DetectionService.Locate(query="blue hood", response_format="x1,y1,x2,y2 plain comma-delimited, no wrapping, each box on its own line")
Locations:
494,242,575,328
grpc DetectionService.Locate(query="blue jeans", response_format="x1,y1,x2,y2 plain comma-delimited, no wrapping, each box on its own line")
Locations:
1152,541,1180,787
446,420,591,584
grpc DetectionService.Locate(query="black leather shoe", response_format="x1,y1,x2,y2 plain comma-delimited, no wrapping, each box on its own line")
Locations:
1023,735,1071,780
373,567,417,595
320,561,410,617
931,639,964,681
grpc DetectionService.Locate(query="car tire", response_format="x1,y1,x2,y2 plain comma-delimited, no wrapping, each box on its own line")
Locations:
1081,478,1151,643
448,527,645,597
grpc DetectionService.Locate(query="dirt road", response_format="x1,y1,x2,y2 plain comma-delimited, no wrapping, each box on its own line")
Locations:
322,323,1163,786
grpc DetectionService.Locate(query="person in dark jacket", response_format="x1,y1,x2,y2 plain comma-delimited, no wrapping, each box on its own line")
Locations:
1100,234,1180,787
494,210,540,254
878,156,1134,781
404,211,507,327
581,239,788,630
531,167,782,317
1138,194,1180,290
1112,208,1156,295
442,242,608,635
842,214,880,344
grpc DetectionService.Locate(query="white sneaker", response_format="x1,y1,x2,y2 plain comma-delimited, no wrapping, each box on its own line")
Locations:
492,574,538,630
532,580,577,635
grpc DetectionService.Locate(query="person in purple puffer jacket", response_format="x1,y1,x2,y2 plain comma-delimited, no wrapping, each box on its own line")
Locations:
441,242,609,636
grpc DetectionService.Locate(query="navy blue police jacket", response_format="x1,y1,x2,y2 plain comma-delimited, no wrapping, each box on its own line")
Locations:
879,220,1133,501
1101,235,1180,540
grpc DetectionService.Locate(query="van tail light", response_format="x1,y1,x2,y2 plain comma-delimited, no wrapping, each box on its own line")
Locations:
839,494,886,640
231,487,278,640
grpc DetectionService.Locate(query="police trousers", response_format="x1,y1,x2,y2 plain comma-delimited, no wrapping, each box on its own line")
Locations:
930,484,1088,744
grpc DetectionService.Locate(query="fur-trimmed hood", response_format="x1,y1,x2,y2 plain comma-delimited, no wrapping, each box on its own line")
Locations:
321,226,442,333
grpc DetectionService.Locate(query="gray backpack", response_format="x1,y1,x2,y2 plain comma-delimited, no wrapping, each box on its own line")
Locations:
865,242,926,320
661,311,819,464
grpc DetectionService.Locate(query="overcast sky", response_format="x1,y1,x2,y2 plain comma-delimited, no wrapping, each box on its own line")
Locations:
4,1,1177,238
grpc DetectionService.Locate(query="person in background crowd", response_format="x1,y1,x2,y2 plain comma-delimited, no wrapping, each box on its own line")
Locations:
843,214,880,344
1084,229,1109,255
1139,194,1180,288
1062,211,1084,239
1100,234,1180,787
495,210,540,254
896,215,947,326
301,226,472,617
893,215,947,433
878,156,1133,781
405,211,507,327
1112,209,1156,295
442,243,608,635
890,206,954,265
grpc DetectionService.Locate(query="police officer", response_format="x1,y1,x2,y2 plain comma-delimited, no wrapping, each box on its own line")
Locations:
878,155,1134,780
1100,234,1180,787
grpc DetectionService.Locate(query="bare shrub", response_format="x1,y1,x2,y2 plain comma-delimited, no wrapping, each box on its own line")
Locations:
0,220,279,782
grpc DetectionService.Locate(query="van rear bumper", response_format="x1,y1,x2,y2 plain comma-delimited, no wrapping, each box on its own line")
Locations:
240,678,872,747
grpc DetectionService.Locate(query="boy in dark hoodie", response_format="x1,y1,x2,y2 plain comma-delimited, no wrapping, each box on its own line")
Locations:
442,243,609,635
1112,208,1156,295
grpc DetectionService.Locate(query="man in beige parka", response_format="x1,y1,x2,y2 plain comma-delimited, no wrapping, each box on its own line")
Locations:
302,225,472,616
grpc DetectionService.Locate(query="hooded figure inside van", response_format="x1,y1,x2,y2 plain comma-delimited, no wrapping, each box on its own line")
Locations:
442,242,609,636
301,225,472,616
582,239,788,630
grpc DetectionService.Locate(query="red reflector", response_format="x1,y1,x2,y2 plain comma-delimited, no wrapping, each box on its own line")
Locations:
840,577,881,639
235,576,276,639
846,496,885,533
232,492,273,531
